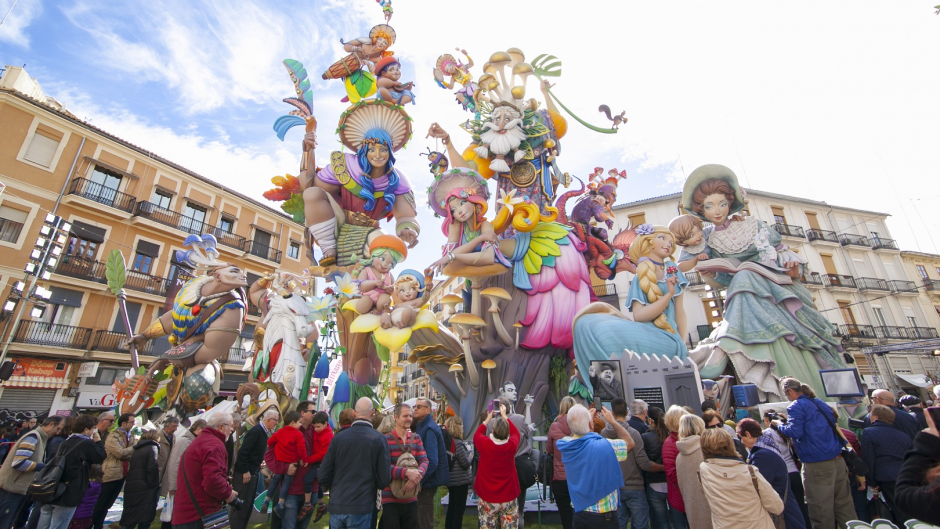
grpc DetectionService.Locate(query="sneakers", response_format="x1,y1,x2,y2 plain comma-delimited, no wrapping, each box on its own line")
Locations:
259,499,269,514
298,502,314,520
313,502,327,523
273,502,285,518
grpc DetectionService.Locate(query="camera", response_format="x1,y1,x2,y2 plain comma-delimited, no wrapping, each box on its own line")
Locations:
227,498,245,512
767,412,786,423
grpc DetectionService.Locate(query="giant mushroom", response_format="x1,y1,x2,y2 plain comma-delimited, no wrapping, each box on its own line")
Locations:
448,312,486,389
481,287,513,348
481,359,497,396
449,363,466,397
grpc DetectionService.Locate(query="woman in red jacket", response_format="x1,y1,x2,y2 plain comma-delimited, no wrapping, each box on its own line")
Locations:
662,405,690,529
474,403,520,529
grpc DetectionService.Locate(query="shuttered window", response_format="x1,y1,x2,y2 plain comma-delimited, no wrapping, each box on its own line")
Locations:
23,128,61,167
49,287,84,308
0,205,28,243
112,302,142,333
0,388,56,414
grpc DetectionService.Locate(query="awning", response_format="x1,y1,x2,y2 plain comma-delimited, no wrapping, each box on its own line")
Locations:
896,373,932,388
49,287,84,308
1,376,70,389
84,156,139,180
70,221,106,244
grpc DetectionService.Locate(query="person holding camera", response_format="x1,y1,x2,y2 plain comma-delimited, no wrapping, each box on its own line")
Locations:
171,414,240,529
772,377,855,529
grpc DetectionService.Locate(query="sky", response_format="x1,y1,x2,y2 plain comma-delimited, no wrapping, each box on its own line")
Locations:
2,0,940,271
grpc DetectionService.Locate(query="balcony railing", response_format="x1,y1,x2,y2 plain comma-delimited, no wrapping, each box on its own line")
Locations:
806,229,840,244
823,274,857,289
68,178,136,214
873,326,912,340
13,320,92,349
90,330,156,355
838,233,871,247
593,283,617,297
910,327,940,339
226,347,251,365
134,201,205,235
837,324,877,339
247,301,262,317
856,277,890,291
924,279,940,292
204,226,246,251
124,268,169,296
246,240,281,263
888,280,918,294
772,223,805,238
800,273,825,287
55,257,167,296
870,237,899,251
685,271,705,286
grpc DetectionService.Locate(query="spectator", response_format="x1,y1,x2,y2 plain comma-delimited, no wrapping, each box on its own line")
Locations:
381,403,428,528
602,398,662,529
231,408,277,529
557,405,633,529
337,409,356,429
261,410,309,516
94,413,114,446
171,414,237,529
737,419,806,529
443,416,472,529
68,464,103,529
16,418,37,440
272,401,320,529
0,416,63,529
893,405,940,525
628,400,650,434
760,410,808,522
662,405,690,529
675,414,712,529
319,397,391,529
899,395,928,431
413,398,448,529
308,411,334,522
698,429,783,529
474,403,521,529
486,396,533,528
864,389,919,440
157,417,179,499
92,412,135,529
701,402,736,439
834,408,869,523
36,414,106,529
160,420,205,529
120,429,161,529
547,396,576,529
640,407,670,529
45,416,71,463
862,404,913,523
773,377,855,528
702,410,745,460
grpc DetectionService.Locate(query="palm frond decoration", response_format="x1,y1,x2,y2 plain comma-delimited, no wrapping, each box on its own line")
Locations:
532,54,619,135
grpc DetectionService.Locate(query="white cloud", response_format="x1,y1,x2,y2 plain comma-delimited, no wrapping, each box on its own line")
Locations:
0,0,42,47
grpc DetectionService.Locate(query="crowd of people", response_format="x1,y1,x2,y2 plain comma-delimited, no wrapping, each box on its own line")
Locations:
0,376,938,529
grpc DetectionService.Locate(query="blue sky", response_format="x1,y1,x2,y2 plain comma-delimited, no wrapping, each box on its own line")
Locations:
3,0,940,267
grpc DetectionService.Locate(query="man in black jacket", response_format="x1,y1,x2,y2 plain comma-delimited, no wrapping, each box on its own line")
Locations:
319,397,391,528
863,390,920,440
229,408,278,529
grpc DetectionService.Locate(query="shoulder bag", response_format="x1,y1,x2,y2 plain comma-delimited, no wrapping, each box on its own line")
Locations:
809,399,869,476
747,465,786,529
30,438,83,503
182,450,231,529
389,432,421,500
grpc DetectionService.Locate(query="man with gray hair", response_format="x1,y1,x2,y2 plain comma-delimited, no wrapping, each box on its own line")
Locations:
157,416,179,497
558,404,634,529
230,408,278,529
627,400,650,434
863,389,919,440
320,397,391,529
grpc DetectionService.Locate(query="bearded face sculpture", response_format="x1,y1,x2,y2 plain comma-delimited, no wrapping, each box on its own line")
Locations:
474,105,527,173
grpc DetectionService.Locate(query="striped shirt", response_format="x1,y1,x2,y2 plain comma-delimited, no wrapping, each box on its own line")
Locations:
12,431,45,472
382,429,428,505
559,436,628,513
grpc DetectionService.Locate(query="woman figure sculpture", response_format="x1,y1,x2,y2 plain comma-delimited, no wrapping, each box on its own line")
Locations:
433,50,477,112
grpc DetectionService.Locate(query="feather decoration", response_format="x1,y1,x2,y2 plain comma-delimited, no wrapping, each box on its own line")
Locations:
273,59,314,141
274,115,307,141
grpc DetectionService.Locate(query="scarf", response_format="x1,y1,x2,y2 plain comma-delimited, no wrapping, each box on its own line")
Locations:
557,433,624,512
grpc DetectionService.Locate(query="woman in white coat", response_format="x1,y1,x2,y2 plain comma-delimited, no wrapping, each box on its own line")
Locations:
697,429,783,529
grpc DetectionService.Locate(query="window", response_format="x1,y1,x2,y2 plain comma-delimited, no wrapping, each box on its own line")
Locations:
152,189,172,209
43,287,83,326
112,302,142,333
740,201,750,217
23,126,62,167
181,202,207,233
288,240,300,259
132,254,153,273
43,305,76,326
936,267,940,277
251,230,272,258
218,216,234,233
916,265,928,279
94,367,120,386
771,206,787,225
805,212,821,230
627,212,646,227
63,222,106,262
872,307,888,328
838,300,857,326
820,254,838,276
88,166,122,205
132,240,160,274
907,316,918,327
0,205,28,243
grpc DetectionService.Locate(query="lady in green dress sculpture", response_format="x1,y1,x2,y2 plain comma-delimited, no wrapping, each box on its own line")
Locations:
684,164,845,399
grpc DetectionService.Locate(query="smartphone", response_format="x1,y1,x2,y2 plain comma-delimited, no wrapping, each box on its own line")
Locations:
928,406,940,428
488,399,500,413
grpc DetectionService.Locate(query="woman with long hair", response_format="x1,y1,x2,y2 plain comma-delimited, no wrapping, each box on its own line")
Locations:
661,405,690,529
642,407,671,529
737,419,806,529
444,416,473,529
546,396,576,529
698,429,783,529
675,415,713,529
894,406,940,524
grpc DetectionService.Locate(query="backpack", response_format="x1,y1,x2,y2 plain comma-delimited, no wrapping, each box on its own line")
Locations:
441,427,456,471
389,433,421,500
30,438,82,503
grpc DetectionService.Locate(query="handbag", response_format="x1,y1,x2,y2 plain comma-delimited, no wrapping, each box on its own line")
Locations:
810,400,869,476
182,451,231,529
747,465,786,529
516,449,539,491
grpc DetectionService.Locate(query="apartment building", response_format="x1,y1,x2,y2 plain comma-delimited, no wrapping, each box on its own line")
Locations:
0,67,307,415
610,188,940,396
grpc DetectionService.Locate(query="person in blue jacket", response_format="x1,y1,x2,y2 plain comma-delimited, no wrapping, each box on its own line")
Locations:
771,377,855,529
861,405,913,524
737,419,806,529
413,397,449,529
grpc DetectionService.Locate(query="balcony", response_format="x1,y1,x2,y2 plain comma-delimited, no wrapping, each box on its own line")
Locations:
870,237,899,251
204,226,246,252
226,347,251,365
124,268,169,296
685,271,705,287
806,229,840,244
822,274,857,290
772,223,805,239
245,240,282,263
856,277,890,292
924,279,940,293
592,283,619,308
873,326,913,340
13,320,91,350
838,233,871,247
836,324,877,340
90,330,156,356
67,178,136,214
910,327,940,339
134,201,205,235
888,280,918,295
55,257,167,296
800,273,825,289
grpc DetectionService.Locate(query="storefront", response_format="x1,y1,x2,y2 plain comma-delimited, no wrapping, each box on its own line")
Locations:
0,358,73,416
74,363,124,414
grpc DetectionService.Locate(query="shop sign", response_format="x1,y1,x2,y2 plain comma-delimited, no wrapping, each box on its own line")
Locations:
77,362,100,378
76,388,117,408
10,358,69,378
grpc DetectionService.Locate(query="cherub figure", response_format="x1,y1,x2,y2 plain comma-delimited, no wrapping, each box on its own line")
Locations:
433,50,478,112
380,269,430,329
374,57,414,106
342,24,396,73
355,235,407,315
668,214,711,272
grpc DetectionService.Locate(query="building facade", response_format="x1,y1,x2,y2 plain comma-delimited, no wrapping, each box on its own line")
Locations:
0,67,307,416
610,188,940,397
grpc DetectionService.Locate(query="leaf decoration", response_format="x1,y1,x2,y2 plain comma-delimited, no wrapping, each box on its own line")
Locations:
105,250,127,295
263,174,303,202
532,54,563,78
281,194,306,223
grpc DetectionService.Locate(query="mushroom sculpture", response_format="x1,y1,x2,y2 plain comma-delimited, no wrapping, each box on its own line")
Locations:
481,359,497,396
513,322,523,349
448,312,486,389
481,287,513,348
449,363,466,397
439,293,463,323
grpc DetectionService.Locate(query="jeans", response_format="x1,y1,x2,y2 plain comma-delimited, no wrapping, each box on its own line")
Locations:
551,480,574,529
645,485,670,529
668,508,689,529
92,479,124,529
36,504,78,529
379,502,418,529
617,488,649,529
330,513,371,529
281,494,313,529
573,510,618,529
850,480,870,523
802,457,855,529
416,487,437,529
266,473,292,504
0,490,26,529
444,484,468,529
